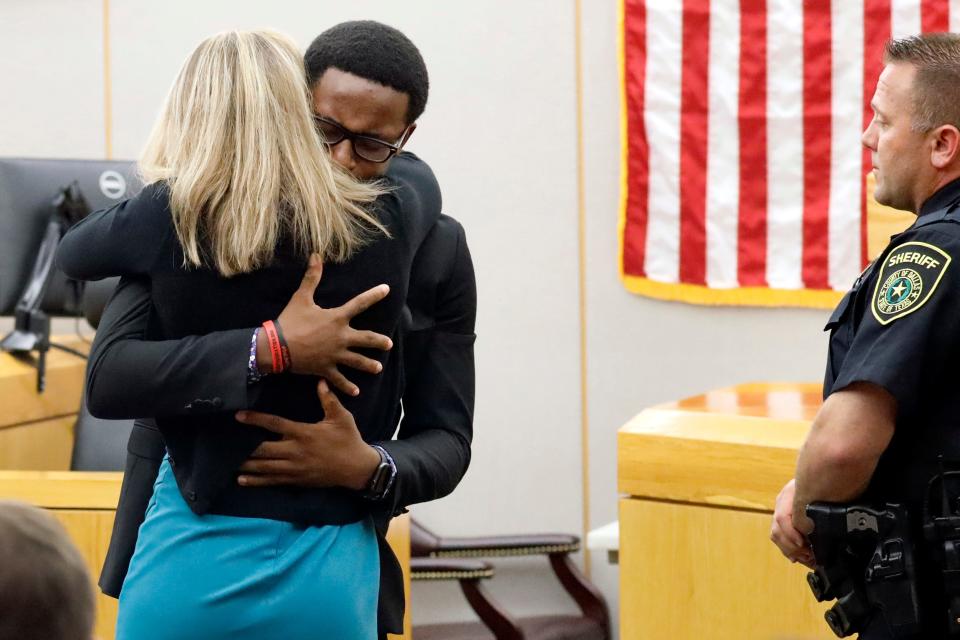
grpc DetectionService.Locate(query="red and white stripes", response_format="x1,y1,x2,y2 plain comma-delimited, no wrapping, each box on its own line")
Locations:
621,0,956,305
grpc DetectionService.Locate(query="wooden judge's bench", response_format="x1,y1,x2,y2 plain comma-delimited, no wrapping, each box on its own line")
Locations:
618,383,834,640
0,342,412,640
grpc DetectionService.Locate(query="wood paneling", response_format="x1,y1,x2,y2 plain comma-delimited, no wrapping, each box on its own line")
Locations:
617,385,817,511
0,471,122,508
0,416,75,470
52,509,120,640
619,498,832,640
618,383,833,639
0,338,86,471
0,474,123,639
617,412,803,511
0,341,85,429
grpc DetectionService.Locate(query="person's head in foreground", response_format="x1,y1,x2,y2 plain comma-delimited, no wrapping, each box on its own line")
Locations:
865,32,960,213
0,500,94,640
139,29,385,278
305,20,429,180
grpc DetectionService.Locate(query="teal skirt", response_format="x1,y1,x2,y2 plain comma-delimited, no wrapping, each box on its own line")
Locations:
116,459,379,640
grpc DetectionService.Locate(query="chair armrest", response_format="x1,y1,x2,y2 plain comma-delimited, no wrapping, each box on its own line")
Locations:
410,557,494,581
427,533,581,558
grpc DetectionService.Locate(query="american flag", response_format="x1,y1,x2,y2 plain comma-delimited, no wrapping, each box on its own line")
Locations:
619,0,960,308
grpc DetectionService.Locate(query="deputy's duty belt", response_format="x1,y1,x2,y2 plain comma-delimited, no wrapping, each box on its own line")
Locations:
805,502,920,638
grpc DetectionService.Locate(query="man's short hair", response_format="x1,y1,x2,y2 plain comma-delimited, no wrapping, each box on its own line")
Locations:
0,500,95,640
885,33,960,133
304,20,429,124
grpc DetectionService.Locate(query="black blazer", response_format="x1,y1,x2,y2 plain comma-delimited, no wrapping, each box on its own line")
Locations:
68,166,474,631
58,152,440,524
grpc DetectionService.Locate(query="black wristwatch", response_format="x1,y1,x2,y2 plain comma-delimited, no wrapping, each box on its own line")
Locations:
362,445,396,500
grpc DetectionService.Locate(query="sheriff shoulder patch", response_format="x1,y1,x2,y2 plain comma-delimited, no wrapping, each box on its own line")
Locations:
871,241,952,326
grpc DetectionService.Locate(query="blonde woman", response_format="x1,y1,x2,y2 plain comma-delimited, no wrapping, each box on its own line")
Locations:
58,30,440,639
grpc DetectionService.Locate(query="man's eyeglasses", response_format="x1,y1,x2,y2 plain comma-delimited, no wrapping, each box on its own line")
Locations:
314,116,410,164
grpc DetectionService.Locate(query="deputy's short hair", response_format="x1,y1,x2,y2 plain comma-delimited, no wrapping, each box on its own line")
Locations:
304,20,429,124
885,33,960,132
0,500,95,640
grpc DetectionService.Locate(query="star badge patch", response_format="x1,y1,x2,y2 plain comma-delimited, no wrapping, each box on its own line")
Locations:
871,241,951,325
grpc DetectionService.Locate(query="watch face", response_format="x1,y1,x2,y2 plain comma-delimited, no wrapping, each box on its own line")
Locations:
368,462,391,496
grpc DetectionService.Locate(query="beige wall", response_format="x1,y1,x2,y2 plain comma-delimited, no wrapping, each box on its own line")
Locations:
0,1,105,158
0,0,833,631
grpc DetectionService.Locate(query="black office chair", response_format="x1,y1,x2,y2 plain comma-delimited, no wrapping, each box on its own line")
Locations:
69,277,134,472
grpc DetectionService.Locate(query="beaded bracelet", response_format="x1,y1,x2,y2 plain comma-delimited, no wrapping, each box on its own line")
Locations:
247,328,263,383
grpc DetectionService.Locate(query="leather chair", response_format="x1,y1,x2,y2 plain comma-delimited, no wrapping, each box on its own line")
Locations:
69,277,135,472
411,520,610,640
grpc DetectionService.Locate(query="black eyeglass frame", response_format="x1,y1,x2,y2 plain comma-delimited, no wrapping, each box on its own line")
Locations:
314,116,412,164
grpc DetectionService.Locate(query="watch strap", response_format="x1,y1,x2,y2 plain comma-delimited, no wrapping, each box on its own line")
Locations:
363,444,398,501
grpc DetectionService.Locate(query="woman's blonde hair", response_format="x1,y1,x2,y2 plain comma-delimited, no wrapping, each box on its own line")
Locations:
140,30,386,276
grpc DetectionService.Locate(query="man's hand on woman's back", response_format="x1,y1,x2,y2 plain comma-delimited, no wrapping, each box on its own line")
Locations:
235,379,381,490
262,253,393,396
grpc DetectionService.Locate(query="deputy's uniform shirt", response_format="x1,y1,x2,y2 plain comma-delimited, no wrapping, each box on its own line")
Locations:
824,177,960,638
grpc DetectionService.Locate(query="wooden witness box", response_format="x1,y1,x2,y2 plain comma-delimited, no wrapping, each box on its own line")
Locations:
618,383,834,640
0,339,86,471
0,342,412,640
